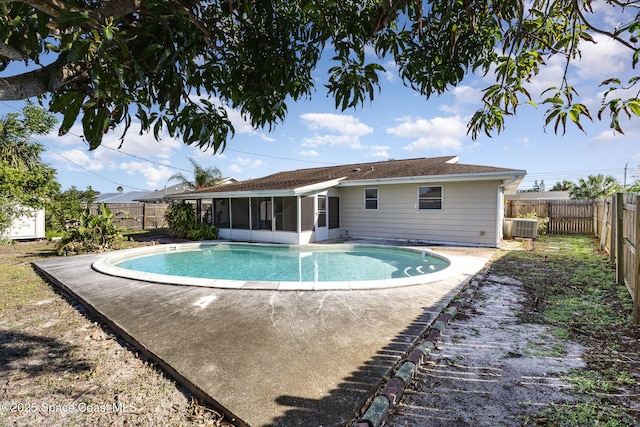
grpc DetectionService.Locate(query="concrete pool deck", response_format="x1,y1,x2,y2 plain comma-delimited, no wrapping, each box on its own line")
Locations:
32,242,495,427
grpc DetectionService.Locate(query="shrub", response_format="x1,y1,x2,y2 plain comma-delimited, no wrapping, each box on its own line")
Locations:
164,201,218,240
56,204,128,255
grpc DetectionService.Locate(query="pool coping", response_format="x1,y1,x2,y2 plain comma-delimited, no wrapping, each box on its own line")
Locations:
92,241,457,291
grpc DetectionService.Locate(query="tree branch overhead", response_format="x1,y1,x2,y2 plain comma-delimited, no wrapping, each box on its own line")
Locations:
0,0,638,150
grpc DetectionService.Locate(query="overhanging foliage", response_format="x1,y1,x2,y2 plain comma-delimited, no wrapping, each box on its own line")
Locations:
1,0,639,150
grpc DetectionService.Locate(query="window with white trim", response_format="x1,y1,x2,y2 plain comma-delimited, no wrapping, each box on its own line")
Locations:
364,188,378,210
418,186,442,210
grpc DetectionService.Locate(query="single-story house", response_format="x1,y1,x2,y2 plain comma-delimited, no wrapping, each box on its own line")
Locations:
168,156,526,247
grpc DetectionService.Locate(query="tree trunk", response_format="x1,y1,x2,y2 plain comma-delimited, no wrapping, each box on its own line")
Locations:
0,62,88,101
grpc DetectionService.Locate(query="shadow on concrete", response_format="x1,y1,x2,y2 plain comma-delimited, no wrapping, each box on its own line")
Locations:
264,307,441,426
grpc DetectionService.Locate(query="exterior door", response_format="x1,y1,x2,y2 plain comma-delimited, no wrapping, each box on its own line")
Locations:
315,194,328,241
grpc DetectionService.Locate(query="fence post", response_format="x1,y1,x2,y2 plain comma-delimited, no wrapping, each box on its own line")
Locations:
141,203,145,230
634,195,640,325
600,199,615,258
615,193,624,285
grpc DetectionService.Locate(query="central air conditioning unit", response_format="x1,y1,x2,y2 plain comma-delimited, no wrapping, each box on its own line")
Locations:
512,218,538,239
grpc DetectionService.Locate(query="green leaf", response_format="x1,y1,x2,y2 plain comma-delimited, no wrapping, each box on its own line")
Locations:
56,94,84,136
56,11,92,26
600,78,620,86
542,97,564,105
103,27,113,42
627,100,640,116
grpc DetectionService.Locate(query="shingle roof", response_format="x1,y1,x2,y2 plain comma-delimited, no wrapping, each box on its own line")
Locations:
183,156,524,195
95,191,151,203
135,177,240,202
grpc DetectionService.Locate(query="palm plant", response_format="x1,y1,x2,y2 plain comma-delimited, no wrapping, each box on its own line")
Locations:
570,175,621,200
0,105,57,170
168,157,222,190
56,204,127,255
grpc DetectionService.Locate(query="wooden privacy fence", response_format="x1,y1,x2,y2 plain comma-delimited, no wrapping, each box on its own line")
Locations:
596,193,640,324
506,199,594,234
90,203,169,230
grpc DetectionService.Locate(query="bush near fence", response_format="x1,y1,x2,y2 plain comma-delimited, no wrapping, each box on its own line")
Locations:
90,203,169,230
506,199,594,234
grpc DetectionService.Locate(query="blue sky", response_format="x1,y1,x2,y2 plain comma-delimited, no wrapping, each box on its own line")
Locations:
1,5,639,195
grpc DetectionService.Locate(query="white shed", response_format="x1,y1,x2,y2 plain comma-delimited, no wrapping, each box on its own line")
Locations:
5,208,46,240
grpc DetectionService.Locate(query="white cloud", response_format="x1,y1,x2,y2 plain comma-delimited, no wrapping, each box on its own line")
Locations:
575,34,628,81
368,145,390,158
300,113,373,149
590,129,620,145
524,55,567,99
46,124,85,146
301,113,373,136
235,157,252,166
119,161,174,189
590,2,634,33
299,150,319,157
40,118,187,190
227,164,242,174
383,60,399,82
387,116,468,152
440,85,483,114
303,134,365,149
57,148,104,171
44,120,183,175
226,158,265,176
191,146,227,161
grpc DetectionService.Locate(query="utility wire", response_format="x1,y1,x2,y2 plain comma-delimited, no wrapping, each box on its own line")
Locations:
225,148,343,166
45,146,151,192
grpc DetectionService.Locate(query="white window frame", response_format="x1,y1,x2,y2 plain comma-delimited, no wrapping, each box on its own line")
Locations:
417,186,443,211
364,188,379,210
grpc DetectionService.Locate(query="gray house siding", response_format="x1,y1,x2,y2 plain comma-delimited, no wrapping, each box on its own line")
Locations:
339,181,500,246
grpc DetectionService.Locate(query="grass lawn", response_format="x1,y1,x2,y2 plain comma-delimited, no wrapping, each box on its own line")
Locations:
0,235,232,427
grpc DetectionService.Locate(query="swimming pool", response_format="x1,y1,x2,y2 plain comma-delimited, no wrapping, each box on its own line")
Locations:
92,242,452,290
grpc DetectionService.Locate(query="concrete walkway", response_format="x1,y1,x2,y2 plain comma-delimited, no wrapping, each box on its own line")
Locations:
33,245,494,427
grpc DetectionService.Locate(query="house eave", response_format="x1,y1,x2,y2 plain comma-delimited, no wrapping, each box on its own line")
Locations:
166,172,526,199
292,177,346,195
336,171,527,187
166,178,346,199
168,189,296,199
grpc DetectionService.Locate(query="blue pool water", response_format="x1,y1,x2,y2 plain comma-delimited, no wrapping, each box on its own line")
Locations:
115,244,450,282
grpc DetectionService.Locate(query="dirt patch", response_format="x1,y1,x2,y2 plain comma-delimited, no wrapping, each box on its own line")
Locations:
386,275,586,426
